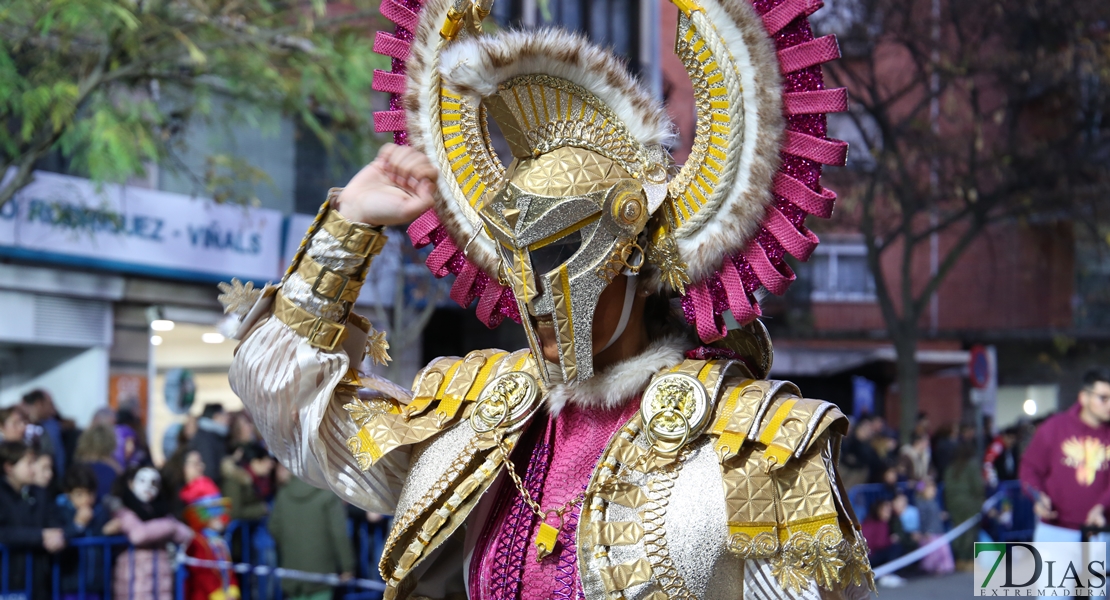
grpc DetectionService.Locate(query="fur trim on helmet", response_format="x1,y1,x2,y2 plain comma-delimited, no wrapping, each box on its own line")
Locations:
440,28,676,148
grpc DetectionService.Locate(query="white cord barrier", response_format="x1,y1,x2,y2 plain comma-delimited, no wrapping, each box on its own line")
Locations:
871,490,1005,578
174,549,387,591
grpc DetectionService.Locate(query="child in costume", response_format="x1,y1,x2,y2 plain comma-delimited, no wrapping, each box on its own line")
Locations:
58,464,120,600
181,474,240,600
226,0,872,598
111,465,192,600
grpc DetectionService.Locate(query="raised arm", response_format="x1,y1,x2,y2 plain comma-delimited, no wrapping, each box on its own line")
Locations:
228,144,436,515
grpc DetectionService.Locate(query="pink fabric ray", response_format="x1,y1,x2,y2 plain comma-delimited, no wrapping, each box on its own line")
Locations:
682,0,848,342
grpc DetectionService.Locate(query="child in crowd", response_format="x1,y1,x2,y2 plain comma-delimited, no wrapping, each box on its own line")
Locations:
58,464,120,600
861,498,907,588
0,442,65,599
112,465,192,600
916,478,955,574
0,406,27,443
31,451,55,493
893,492,921,543
180,468,240,600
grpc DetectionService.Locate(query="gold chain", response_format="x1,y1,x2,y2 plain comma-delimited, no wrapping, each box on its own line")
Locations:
495,435,585,523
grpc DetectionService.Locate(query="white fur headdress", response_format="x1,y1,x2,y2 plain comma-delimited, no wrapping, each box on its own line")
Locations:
373,0,848,342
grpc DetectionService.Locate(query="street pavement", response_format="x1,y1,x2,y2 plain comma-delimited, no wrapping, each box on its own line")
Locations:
870,571,975,599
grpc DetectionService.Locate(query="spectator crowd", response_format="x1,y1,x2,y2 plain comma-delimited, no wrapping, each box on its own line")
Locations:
848,367,1110,591
6,368,1110,597
0,392,367,600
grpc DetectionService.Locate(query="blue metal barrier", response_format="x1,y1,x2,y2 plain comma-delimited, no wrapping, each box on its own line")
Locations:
0,519,390,599
846,479,1033,541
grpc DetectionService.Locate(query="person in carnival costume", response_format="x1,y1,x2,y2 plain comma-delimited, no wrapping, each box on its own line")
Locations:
224,0,871,598
180,474,241,600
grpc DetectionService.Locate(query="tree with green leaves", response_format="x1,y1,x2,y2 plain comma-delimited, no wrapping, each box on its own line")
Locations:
0,0,386,206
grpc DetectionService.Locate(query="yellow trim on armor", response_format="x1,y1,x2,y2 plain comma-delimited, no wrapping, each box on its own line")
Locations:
525,213,601,252
781,513,839,540
441,112,461,122
447,145,467,161
462,174,483,198
443,124,461,135
444,135,465,148
707,72,725,86
355,428,384,461
710,100,730,110
512,352,532,372
407,360,463,417
672,0,702,17
727,521,777,537
758,398,798,446
696,361,715,381
559,265,573,324
713,385,748,458
705,155,723,173
709,87,728,98
437,361,465,399
457,162,476,181
464,352,510,401
442,89,461,100
442,101,461,111
712,386,745,436
450,154,471,172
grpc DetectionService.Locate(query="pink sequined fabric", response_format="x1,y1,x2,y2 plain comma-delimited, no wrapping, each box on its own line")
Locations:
470,400,640,600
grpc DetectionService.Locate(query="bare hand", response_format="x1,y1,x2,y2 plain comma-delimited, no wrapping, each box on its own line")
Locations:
75,506,94,528
102,518,122,536
1087,504,1107,528
335,144,438,226
1034,494,1057,521
42,528,65,553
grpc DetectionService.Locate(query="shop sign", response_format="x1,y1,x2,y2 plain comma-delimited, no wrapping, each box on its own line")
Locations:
0,170,284,282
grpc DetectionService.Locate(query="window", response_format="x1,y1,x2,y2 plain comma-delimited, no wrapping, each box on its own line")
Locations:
492,0,642,72
807,243,876,302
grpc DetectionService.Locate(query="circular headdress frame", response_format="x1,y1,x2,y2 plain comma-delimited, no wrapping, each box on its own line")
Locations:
372,0,848,343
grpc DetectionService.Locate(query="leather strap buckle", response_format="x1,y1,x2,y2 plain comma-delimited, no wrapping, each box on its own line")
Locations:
311,265,350,303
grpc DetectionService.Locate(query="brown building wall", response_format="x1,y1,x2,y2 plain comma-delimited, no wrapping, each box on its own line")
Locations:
811,220,1075,334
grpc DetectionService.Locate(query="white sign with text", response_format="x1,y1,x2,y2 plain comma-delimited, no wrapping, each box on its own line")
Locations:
0,171,284,282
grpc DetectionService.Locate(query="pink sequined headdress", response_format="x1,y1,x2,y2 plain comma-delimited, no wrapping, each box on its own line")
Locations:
373,0,846,345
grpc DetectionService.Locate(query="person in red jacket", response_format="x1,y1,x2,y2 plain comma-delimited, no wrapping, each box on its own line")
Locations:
180,475,240,600
1019,368,1110,539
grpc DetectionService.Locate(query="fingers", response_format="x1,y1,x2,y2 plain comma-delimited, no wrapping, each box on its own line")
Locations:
384,145,438,183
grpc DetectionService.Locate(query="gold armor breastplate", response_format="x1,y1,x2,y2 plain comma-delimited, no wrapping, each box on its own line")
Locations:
345,350,873,599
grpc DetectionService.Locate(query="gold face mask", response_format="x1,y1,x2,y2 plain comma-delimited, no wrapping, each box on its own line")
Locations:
478,147,650,383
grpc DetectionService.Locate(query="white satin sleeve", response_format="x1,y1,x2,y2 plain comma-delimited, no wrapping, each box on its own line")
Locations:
228,209,411,515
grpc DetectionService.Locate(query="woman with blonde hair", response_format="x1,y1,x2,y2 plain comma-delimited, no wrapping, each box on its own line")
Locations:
74,424,120,499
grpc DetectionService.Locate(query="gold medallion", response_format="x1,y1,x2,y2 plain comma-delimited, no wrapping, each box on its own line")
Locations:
470,371,540,433
640,373,711,451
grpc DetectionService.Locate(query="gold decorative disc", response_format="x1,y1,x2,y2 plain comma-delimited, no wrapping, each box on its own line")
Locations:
470,371,540,433
640,373,711,448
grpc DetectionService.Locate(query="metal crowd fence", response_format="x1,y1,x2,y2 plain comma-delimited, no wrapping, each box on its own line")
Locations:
0,518,390,600
847,479,1034,542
